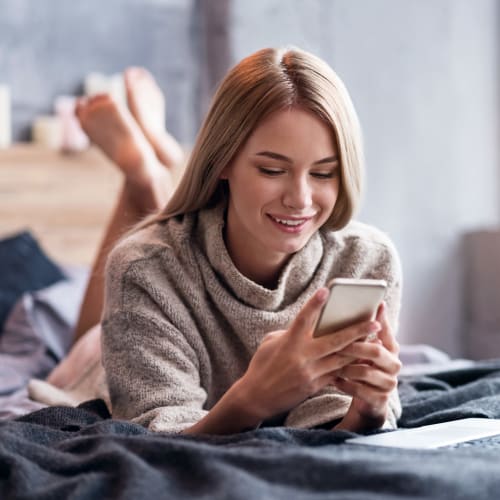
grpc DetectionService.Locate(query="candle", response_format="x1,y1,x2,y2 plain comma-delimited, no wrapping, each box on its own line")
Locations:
0,84,12,149
84,72,126,105
31,115,63,150
54,96,89,153
84,72,109,97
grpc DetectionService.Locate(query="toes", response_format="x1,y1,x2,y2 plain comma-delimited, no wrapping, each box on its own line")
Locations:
124,67,136,86
124,67,146,84
89,93,111,104
125,67,156,88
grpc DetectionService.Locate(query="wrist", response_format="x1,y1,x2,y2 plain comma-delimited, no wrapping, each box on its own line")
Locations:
333,404,386,433
227,376,267,426
183,379,263,436
183,375,268,435
333,408,364,432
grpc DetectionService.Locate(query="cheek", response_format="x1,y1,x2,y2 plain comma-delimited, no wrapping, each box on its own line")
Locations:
228,177,271,216
246,179,281,205
316,184,339,209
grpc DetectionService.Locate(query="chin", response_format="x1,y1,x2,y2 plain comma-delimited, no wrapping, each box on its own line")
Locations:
274,237,311,256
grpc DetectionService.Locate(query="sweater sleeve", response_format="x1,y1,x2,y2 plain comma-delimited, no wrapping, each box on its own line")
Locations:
101,238,210,434
381,237,403,337
101,310,209,433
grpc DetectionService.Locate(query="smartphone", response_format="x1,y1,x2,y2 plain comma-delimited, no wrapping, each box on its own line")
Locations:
313,278,387,337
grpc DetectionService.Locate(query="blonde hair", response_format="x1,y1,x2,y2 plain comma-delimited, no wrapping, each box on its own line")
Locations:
137,46,364,232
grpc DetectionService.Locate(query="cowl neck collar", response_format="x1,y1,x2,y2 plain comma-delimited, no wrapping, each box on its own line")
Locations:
196,202,324,311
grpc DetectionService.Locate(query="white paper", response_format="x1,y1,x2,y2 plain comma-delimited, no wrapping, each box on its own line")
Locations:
346,418,500,449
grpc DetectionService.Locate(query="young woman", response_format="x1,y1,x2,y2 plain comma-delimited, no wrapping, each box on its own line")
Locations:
99,46,403,435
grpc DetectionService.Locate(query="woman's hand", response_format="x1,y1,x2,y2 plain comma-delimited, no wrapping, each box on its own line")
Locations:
332,301,402,432
233,288,382,423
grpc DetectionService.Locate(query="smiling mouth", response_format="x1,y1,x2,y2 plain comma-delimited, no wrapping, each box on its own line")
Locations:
267,214,314,231
269,216,307,226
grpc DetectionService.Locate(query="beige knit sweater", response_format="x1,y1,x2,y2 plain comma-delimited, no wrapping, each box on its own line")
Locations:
101,202,403,433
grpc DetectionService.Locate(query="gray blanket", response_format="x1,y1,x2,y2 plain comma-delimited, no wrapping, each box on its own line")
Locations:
1,361,500,499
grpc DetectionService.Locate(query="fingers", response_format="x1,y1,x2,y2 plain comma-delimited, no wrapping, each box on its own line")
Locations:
334,377,391,412
375,302,399,354
289,287,329,339
313,351,356,377
313,341,400,392
338,340,402,375
309,319,381,360
333,328,401,403
336,363,398,392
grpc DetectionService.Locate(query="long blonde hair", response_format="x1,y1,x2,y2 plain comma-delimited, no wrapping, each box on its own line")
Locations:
137,46,364,232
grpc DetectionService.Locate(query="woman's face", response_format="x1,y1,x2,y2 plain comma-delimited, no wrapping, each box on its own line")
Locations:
221,107,340,283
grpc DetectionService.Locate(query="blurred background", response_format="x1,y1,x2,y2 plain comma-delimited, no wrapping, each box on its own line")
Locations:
1,0,499,359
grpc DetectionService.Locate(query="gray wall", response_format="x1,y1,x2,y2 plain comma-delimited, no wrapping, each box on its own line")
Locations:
0,0,199,144
229,0,500,356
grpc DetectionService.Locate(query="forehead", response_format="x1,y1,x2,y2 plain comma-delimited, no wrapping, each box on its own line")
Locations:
243,107,337,157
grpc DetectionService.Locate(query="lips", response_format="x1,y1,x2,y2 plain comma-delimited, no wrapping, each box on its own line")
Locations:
270,216,308,226
267,214,314,233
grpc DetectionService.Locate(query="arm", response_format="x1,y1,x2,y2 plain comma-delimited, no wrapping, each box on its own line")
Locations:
185,289,382,435
182,378,262,435
101,309,209,432
102,229,398,434
102,281,380,434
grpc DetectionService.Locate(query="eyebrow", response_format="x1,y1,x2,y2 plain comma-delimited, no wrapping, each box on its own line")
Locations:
255,151,339,165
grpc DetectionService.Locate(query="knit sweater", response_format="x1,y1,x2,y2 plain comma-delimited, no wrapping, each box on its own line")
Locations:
101,202,403,433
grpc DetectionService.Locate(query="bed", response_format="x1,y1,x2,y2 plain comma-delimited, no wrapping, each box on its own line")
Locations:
1,363,500,499
1,146,500,499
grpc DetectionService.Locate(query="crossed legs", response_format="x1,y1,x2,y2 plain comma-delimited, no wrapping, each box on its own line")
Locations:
42,69,184,393
72,68,184,345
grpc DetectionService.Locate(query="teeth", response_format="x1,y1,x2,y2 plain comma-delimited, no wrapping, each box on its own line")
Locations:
272,217,306,226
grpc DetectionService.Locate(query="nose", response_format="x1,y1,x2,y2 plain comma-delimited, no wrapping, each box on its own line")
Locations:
282,174,313,210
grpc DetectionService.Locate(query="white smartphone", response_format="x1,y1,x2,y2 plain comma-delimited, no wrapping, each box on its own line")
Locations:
313,278,387,337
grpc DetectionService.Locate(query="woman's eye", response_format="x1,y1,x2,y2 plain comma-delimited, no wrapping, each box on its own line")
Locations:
258,167,284,176
311,171,337,179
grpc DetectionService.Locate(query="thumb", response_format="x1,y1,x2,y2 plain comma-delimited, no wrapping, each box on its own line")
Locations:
290,287,329,339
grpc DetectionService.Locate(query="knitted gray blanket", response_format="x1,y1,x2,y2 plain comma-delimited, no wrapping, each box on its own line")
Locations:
2,360,500,499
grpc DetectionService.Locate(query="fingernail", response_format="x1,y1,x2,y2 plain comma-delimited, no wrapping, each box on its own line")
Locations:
369,321,381,333
316,287,328,303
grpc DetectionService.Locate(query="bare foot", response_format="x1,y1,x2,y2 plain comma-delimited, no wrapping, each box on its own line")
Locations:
124,67,184,169
76,94,173,210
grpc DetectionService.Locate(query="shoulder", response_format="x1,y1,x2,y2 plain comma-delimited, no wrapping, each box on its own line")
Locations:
324,219,397,252
321,220,402,282
105,213,197,283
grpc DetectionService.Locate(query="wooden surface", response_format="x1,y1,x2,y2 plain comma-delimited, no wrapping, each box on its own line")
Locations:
0,144,122,266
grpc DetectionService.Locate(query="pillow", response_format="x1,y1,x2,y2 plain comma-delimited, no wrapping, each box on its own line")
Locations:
0,265,88,398
0,231,66,330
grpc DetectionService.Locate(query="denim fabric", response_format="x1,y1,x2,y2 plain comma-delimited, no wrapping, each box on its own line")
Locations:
0,231,66,330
